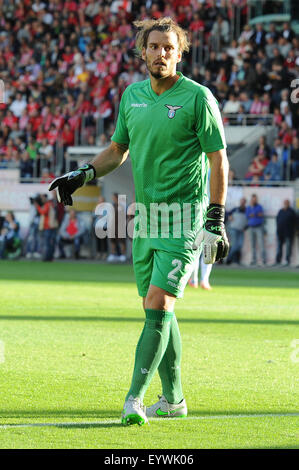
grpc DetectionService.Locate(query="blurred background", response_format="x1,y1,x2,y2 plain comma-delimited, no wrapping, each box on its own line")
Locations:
0,0,299,267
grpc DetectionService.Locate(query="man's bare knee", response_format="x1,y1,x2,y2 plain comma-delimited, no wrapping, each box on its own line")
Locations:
144,284,176,312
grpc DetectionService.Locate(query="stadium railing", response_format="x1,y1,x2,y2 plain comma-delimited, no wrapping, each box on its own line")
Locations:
222,114,275,126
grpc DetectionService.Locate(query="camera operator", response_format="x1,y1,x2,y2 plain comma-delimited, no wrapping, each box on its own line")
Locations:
34,193,58,262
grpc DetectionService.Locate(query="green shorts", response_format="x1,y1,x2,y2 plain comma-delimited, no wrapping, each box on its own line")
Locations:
132,236,200,299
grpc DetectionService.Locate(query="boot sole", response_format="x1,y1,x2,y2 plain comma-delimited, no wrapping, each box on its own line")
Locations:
121,413,147,426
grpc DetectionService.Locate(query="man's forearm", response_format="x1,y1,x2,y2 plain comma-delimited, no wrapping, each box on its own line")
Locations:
90,141,129,178
206,148,229,206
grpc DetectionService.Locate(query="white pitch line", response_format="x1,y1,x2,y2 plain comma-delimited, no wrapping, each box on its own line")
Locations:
0,412,299,430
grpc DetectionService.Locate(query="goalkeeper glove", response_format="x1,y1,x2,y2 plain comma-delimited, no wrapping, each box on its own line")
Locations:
48,164,96,206
193,203,229,264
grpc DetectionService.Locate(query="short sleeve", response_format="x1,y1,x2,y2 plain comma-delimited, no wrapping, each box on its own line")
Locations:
196,88,226,154
111,89,130,145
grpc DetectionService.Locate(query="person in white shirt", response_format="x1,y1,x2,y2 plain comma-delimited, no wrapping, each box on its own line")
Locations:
9,93,27,118
222,93,241,114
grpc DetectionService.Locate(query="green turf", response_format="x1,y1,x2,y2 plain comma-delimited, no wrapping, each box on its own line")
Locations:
0,260,298,449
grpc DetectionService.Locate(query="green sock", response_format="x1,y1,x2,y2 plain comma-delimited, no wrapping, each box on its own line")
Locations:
158,314,184,404
126,309,173,402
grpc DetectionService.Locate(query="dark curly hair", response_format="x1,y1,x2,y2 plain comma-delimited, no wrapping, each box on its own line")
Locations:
133,17,190,57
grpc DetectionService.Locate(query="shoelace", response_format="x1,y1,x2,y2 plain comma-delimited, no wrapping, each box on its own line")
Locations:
130,396,146,413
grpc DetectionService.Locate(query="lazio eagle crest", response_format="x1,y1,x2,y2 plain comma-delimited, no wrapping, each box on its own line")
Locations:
165,104,182,119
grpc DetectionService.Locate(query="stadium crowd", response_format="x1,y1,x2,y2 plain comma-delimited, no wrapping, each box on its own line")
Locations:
0,0,298,182
0,0,298,265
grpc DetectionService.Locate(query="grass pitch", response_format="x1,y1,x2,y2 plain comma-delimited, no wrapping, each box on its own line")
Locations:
0,260,298,449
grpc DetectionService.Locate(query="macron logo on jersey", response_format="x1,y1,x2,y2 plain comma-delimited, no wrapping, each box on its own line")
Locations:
165,104,182,119
131,103,148,108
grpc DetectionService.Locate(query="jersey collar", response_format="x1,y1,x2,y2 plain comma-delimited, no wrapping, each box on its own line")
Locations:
148,72,184,103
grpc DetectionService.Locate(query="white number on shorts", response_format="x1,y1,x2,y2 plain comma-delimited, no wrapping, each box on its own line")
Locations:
168,259,182,282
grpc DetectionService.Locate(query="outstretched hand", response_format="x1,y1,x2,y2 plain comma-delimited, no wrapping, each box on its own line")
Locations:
48,164,96,206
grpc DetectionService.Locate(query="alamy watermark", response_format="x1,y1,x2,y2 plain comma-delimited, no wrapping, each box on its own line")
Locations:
290,79,299,104
94,194,205,247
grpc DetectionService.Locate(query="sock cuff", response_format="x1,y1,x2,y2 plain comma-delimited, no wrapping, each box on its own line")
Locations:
145,309,174,322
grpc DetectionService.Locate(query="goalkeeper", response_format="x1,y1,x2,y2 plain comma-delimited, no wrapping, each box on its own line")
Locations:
49,17,229,426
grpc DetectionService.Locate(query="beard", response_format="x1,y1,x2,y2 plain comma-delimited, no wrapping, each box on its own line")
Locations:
144,57,168,79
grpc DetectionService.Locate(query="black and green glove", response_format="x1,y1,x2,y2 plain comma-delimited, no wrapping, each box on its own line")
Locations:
48,164,96,206
193,203,229,264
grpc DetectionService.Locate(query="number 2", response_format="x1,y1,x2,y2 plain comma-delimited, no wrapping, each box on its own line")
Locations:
168,259,182,282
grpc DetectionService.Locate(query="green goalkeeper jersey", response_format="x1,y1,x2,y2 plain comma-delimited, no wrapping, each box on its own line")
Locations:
111,72,226,237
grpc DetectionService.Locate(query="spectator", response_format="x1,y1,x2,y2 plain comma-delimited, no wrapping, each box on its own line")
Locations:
250,94,263,115
235,104,246,125
0,211,21,259
58,209,86,259
40,167,56,184
211,15,230,47
25,195,41,259
245,151,269,182
266,23,279,42
275,199,296,266
278,121,295,147
238,24,254,43
273,107,283,126
2,110,18,129
278,36,292,59
227,63,240,87
238,92,252,113
20,151,34,180
290,137,299,180
8,122,24,142
9,92,27,118
241,59,257,93
280,22,295,43
38,138,54,160
26,138,39,161
268,59,292,105
34,194,58,261
263,153,283,183
271,138,284,161
261,92,271,114
252,23,267,48
254,135,271,159
265,35,277,60
283,106,293,129
205,50,219,76
246,194,266,266
254,62,268,94
226,197,248,265
222,93,240,114
61,123,75,147
98,133,108,146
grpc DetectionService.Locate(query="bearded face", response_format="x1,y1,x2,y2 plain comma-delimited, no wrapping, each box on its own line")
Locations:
142,30,182,80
